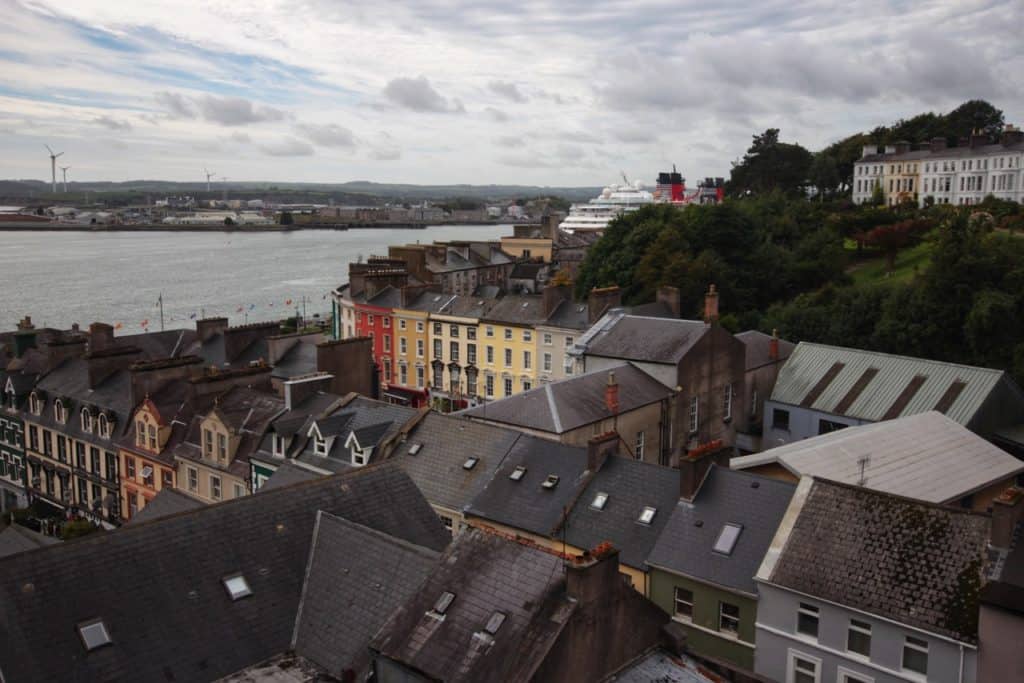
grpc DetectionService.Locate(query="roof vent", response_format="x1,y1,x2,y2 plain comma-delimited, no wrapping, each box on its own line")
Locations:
751,481,760,489
509,465,526,481
463,456,479,470
638,506,657,525
408,442,423,456
222,573,252,601
542,474,560,489
78,618,112,652
694,520,704,527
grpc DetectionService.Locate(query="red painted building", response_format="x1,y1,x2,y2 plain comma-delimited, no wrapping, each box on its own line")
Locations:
353,293,397,390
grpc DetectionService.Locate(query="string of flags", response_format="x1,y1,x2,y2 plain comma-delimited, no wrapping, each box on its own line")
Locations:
117,295,332,330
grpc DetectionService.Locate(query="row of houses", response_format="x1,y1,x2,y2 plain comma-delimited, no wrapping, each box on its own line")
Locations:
851,126,1024,206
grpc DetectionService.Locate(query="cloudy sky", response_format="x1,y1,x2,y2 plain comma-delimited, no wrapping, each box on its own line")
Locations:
0,0,1021,186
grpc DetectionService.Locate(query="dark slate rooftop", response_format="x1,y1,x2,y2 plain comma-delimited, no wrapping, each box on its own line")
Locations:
33,357,134,441
481,294,548,326
259,461,320,491
767,478,990,643
270,340,318,380
603,648,722,683
466,435,590,536
395,412,522,512
0,523,60,559
370,528,573,682
126,487,203,524
734,330,795,371
566,456,681,570
542,298,591,330
647,466,795,596
292,512,440,678
0,463,450,683
461,363,670,434
586,316,709,364
366,285,404,309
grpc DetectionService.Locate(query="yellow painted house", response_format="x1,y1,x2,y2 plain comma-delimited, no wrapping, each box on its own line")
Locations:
479,295,547,400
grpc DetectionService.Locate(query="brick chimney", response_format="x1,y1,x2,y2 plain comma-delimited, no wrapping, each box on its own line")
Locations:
566,544,621,606
86,346,143,389
703,284,719,324
129,355,203,408
930,137,948,153
893,140,911,154
13,329,37,359
224,321,280,364
970,132,989,149
769,328,780,361
283,373,335,411
40,338,87,371
543,283,570,317
1001,125,1024,146
587,431,619,471
604,371,620,415
991,487,1024,549
88,322,115,353
317,337,374,397
588,286,622,324
196,317,229,343
679,451,719,501
657,286,681,317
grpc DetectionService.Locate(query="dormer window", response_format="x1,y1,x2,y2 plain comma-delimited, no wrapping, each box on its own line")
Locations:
77,618,112,651
29,392,41,415
80,407,93,433
148,424,157,450
98,414,109,438
6,387,14,409
54,399,66,424
314,434,327,456
272,433,285,457
137,420,147,448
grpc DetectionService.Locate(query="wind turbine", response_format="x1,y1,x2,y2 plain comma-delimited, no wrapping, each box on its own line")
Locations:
46,145,64,194
59,166,71,193
204,168,216,192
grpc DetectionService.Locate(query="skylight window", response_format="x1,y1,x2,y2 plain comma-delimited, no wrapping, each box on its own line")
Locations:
463,456,479,470
591,492,609,510
542,474,560,489
78,618,112,651
223,573,252,601
407,442,423,456
484,611,507,635
638,506,657,525
509,465,526,481
713,523,743,555
433,591,456,615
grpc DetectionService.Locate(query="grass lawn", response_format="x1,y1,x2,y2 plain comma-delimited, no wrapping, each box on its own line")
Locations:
846,239,935,286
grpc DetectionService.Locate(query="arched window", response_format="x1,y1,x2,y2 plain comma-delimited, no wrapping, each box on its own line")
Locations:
81,407,93,433
29,392,41,415
54,399,66,424
98,414,109,439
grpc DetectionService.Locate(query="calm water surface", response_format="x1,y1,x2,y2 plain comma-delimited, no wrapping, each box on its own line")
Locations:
0,225,510,332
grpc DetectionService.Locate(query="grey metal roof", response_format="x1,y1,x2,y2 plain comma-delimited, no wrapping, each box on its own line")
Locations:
466,436,590,536
292,512,440,678
127,488,204,524
585,316,708,364
767,478,990,643
733,411,1024,504
0,524,60,559
770,342,1013,426
0,463,450,683
370,528,573,683
461,363,670,434
647,466,795,596
395,412,521,512
565,456,681,570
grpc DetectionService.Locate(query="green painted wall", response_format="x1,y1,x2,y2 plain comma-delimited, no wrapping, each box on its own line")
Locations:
649,567,757,671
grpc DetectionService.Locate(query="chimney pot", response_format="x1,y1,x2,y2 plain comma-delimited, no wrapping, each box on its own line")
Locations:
605,371,619,414
703,284,719,323
769,328,780,361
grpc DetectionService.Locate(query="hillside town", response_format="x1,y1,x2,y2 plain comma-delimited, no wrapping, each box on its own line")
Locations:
2,205,1024,683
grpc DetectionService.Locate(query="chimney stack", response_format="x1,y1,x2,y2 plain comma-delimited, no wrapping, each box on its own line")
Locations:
587,431,619,472
16,316,34,331
991,487,1024,549
196,317,229,343
860,144,877,159
605,371,619,414
679,448,724,500
543,283,570,317
88,322,115,353
703,284,719,324
657,286,681,318
930,137,948,153
893,140,911,154
566,544,621,606
588,286,622,324
769,328,780,361
283,373,336,411
970,132,988,149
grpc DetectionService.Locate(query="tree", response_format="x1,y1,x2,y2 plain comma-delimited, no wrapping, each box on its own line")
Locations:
224,216,235,226
943,100,1004,140
279,211,294,225
860,218,933,273
808,153,840,201
728,129,813,197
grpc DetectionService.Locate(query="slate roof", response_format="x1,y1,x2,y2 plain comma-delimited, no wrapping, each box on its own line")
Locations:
733,412,1024,504
461,363,670,434
294,397,416,470
270,341,318,380
481,294,547,326
370,528,573,682
0,463,450,683
603,648,722,683
292,512,440,678
769,342,1022,426
394,412,521,512
585,315,709,364
126,487,203,524
734,330,795,371
542,299,591,330
858,140,1024,163
259,461,320,491
0,523,60,558
32,357,134,443
565,456,681,570
366,286,403,309
765,478,990,643
465,436,590,536
647,466,795,596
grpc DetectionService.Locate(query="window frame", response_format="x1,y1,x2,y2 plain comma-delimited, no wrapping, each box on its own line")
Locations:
787,649,821,683
796,602,820,639
846,618,872,658
901,635,928,676
673,586,693,621
719,600,740,636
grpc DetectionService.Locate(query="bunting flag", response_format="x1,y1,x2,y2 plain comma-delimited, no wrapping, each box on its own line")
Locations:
268,302,274,307
249,304,256,311
140,319,149,328
189,313,197,320
285,299,293,306
236,306,244,313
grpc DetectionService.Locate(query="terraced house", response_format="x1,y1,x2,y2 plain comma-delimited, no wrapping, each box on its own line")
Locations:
428,295,495,410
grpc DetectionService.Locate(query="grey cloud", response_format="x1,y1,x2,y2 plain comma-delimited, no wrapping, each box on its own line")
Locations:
484,107,510,122
198,96,288,126
488,80,527,103
561,130,601,144
295,123,356,148
258,137,315,156
494,135,521,148
611,129,657,144
93,115,132,131
230,132,252,143
382,76,463,113
154,91,195,118
370,147,401,161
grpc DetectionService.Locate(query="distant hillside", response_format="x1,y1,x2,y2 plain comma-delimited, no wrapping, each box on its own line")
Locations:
0,179,601,207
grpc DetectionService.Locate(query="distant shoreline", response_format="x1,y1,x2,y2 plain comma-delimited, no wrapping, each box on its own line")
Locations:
0,220,530,233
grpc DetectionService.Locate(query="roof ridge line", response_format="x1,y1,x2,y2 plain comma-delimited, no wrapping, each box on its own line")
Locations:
545,383,562,433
